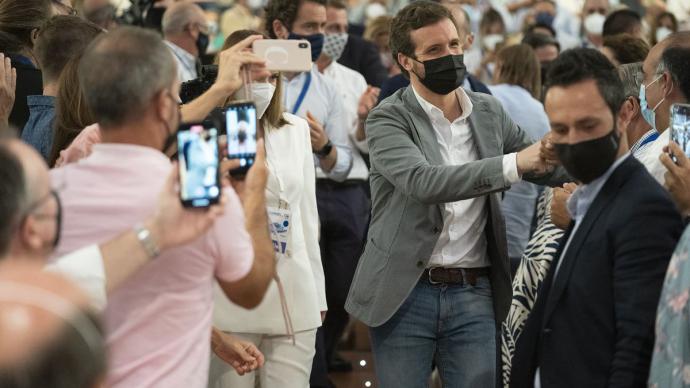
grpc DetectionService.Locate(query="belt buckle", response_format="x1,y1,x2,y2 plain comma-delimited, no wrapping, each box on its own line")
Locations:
428,267,442,285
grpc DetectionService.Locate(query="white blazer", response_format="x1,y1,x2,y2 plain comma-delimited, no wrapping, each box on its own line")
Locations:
213,112,326,334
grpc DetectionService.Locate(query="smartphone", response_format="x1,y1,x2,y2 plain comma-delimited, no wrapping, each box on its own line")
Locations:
226,101,258,176
253,39,312,72
177,123,221,208
670,103,690,163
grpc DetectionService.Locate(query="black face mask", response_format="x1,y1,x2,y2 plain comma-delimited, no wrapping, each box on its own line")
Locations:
162,92,182,154
553,128,620,184
196,32,209,56
51,190,62,249
411,54,467,95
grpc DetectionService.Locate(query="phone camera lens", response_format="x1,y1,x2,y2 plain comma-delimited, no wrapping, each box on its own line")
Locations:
298,43,308,49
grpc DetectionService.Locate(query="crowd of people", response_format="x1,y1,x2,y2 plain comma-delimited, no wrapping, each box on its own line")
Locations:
0,0,690,387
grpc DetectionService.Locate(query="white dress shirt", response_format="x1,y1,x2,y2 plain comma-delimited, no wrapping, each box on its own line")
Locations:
411,86,521,268
213,113,326,334
164,41,198,83
634,128,669,184
322,61,369,181
282,66,353,182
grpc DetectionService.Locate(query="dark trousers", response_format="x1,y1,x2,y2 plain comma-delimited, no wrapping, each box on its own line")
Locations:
310,180,370,387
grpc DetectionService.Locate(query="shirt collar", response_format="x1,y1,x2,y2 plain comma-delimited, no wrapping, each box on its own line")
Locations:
164,41,196,68
27,95,55,107
630,129,660,155
567,153,630,221
411,84,473,124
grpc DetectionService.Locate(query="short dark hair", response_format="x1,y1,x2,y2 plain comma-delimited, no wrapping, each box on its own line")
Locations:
0,310,106,388
602,33,649,65
79,26,177,128
660,47,690,101
525,22,556,38
265,0,327,39
546,48,625,116
0,142,27,257
326,0,347,10
34,16,104,84
522,32,560,52
390,1,456,77
603,9,641,37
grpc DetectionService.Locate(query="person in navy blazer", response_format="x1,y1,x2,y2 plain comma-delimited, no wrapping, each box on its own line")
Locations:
509,49,684,388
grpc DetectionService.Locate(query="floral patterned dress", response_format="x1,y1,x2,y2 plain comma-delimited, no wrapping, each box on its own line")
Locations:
650,226,690,388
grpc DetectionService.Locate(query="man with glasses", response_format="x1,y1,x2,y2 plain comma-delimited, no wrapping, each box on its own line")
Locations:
162,1,210,82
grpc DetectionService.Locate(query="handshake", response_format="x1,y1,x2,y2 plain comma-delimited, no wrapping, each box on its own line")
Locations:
516,133,560,176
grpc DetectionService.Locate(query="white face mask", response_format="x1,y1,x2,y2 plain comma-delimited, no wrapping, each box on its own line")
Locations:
482,34,504,52
246,0,264,10
235,83,276,119
656,26,673,43
584,12,606,35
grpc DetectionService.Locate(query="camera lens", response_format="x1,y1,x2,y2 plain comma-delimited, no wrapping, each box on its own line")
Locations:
298,43,308,49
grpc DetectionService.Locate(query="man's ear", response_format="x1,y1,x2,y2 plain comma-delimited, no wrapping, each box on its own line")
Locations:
398,52,414,75
154,90,170,122
616,100,632,136
464,33,475,50
19,216,43,251
661,70,675,97
272,20,289,39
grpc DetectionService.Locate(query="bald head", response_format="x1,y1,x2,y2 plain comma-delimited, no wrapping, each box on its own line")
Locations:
442,2,471,39
0,261,104,388
162,1,206,35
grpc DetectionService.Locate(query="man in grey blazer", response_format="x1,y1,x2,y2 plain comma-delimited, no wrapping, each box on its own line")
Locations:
344,2,567,387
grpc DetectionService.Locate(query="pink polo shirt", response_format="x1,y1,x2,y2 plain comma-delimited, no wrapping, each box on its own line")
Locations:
50,143,253,388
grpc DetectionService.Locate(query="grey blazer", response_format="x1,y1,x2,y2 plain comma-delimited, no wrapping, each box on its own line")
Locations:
345,86,568,327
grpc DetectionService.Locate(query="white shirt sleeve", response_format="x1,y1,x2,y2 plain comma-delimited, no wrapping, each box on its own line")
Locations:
45,245,107,311
502,152,521,185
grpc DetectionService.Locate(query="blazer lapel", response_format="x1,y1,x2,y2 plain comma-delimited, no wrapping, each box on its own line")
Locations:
401,87,444,166
542,157,637,324
467,94,500,159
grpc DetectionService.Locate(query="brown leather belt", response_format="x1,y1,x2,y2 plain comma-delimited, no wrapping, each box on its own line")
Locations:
422,267,490,286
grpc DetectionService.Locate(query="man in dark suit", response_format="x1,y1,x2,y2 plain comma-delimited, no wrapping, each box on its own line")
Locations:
510,48,684,388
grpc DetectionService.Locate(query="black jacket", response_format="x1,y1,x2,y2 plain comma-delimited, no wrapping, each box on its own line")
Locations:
337,34,387,87
8,54,42,132
510,156,683,388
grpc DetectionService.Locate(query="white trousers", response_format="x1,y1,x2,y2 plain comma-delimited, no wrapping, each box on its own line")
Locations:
207,329,317,388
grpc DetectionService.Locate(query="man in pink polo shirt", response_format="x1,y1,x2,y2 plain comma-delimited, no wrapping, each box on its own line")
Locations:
50,27,275,388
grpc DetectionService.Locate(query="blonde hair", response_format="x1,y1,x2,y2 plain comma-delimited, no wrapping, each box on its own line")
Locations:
364,15,392,42
495,44,542,99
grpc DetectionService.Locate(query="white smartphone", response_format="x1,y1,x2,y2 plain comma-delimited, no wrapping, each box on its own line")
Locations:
253,39,312,72
671,103,690,163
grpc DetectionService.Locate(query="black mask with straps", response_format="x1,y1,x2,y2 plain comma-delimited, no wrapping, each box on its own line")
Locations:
410,54,467,95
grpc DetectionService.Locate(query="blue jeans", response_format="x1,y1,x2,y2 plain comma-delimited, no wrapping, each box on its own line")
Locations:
369,275,496,387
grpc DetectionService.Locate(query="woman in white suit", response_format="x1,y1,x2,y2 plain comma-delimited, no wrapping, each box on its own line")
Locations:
208,30,326,388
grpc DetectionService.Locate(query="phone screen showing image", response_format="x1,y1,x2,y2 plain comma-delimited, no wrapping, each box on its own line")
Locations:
226,102,258,176
671,104,690,162
177,124,220,208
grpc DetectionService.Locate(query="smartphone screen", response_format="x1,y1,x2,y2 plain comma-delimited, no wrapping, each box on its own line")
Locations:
671,103,690,162
177,123,221,208
226,101,258,176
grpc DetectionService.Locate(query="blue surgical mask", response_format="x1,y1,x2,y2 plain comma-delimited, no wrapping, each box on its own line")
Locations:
288,32,324,62
639,74,665,129
535,12,555,27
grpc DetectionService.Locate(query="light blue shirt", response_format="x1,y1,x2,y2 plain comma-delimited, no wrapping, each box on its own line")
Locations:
489,84,551,258
282,66,353,182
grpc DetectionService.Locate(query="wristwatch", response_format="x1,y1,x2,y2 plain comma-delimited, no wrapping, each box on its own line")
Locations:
134,224,160,259
314,140,333,158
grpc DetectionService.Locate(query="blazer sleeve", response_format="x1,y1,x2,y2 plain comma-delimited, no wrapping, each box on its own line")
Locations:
608,195,683,387
298,118,327,312
367,103,509,205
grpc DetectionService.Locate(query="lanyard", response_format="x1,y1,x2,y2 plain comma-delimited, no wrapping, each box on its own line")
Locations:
291,72,312,115
639,132,659,148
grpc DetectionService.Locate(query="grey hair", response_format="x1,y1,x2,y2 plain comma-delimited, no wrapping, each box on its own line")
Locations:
618,62,643,99
161,2,205,35
78,26,178,128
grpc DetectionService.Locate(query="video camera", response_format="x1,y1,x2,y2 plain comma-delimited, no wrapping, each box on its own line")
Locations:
179,65,219,104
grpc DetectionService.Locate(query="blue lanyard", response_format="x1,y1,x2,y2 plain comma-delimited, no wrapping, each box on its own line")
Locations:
639,132,659,148
291,72,312,115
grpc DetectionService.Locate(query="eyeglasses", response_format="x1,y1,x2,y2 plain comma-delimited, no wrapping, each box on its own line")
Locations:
52,0,78,16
